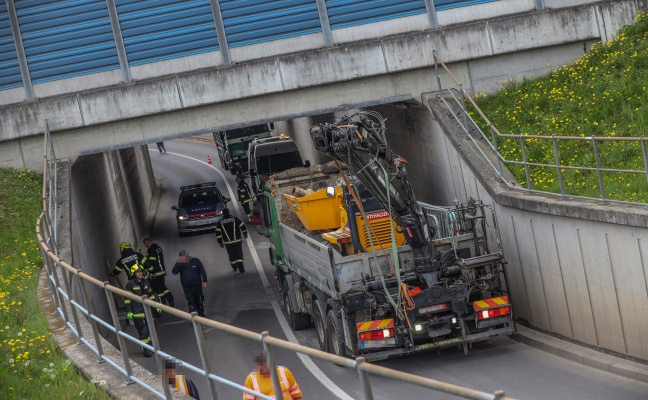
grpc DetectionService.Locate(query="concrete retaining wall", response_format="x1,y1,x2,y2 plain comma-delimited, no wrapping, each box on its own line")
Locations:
416,99,648,361
70,145,158,331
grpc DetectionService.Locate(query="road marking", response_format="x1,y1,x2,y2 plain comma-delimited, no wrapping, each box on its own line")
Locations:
150,148,354,400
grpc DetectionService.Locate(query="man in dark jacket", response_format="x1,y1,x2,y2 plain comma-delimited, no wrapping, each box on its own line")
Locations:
143,238,175,307
215,208,248,273
172,251,208,317
113,241,146,279
124,264,161,357
236,174,253,223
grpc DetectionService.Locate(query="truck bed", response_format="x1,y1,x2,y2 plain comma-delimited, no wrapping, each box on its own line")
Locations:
279,222,416,297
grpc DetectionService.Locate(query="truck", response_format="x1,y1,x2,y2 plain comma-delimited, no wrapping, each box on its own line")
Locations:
259,111,514,361
213,123,274,175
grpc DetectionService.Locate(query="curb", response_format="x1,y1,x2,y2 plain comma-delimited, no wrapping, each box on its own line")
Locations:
512,325,648,384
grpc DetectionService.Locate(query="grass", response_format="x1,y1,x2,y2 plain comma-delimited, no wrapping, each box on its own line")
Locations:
472,10,648,203
0,166,111,399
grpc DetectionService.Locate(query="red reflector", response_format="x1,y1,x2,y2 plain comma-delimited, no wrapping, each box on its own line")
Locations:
477,306,511,320
359,328,394,341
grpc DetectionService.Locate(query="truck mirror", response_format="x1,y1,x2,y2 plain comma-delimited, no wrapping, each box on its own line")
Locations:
326,187,335,198
223,197,231,205
304,160,311,168
172,206,178,210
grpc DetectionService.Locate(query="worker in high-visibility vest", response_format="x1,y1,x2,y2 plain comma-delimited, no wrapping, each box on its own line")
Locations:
243,353,302,400
165,359,200,399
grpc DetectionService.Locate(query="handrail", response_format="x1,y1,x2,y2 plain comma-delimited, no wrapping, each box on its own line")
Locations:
37,128,515,399
431,51,648,205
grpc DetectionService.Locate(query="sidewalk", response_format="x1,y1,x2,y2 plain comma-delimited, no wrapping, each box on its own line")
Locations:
512,324,648,384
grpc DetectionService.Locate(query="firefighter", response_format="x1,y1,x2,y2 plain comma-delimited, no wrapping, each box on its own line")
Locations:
215,207,248,273
143,238,175,307
124,264,161,358
112,242,146,279
236,174,253,223
243,353,302,400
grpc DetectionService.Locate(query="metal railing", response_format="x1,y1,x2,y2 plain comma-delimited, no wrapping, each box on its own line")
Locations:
430,51,648,205
36,125,514,400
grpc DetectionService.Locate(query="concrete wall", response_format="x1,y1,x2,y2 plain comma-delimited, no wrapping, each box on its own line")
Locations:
70,146,158,332
2,0,646,172
418,98,648,361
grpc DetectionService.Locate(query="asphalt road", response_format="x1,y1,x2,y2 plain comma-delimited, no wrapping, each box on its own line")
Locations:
132,138,648,400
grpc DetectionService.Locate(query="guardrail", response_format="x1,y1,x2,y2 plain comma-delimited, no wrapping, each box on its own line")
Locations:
431,51,648,205
36,123,514,400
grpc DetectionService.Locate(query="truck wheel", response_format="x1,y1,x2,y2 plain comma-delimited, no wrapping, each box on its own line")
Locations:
327,309,345,357
313,300,328,352
282,281,311,330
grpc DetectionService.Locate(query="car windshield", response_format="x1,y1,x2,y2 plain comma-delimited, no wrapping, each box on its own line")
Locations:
180,189,221,208
256,151,303,175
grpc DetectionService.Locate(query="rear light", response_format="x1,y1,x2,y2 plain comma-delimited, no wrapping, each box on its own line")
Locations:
477,306,510,320
359,328,395,341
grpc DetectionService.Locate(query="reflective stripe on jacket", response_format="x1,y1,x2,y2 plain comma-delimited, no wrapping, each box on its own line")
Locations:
216,217,248,245
243,366,302,400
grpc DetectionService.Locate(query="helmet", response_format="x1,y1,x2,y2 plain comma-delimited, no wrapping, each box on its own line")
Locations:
120,242,132,252
130,264,144,275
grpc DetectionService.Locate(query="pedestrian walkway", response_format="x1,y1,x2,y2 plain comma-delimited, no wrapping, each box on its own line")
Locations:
513,324,648,383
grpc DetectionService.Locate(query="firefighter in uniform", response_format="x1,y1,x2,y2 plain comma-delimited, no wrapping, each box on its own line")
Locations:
243,353,302,400
143,238,175,307
124,264,161,357
215,207,248,273
236,174,253,222
112,242,146,279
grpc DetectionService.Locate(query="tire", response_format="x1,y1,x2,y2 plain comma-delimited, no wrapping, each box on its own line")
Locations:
327,309,346,357
282,281,311,330
313,300,328,352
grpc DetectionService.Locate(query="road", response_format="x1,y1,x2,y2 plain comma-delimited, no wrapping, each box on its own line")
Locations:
132,138,648,400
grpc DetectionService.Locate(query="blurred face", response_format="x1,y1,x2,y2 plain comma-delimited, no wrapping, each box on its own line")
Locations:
143,239,152,248
257,360,270,377
178,254,189,263
134,270,143,280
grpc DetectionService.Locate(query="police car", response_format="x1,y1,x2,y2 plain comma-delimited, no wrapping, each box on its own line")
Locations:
172,182,230,236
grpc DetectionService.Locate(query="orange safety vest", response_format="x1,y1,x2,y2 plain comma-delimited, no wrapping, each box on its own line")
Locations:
243,366,301,400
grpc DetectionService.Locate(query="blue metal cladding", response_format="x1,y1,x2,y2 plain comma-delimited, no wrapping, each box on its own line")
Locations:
0,3,22,90
219,0,321,48
326,0,427,30
434,0,497,12
15,0,120,84
116,0,219,66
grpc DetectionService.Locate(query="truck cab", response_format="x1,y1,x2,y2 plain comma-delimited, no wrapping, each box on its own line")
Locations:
247,135,307,193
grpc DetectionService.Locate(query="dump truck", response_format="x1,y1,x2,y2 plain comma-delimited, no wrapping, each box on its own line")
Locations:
259,111,514,361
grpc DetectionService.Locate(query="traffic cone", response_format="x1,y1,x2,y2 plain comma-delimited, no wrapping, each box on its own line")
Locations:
207,155,213,165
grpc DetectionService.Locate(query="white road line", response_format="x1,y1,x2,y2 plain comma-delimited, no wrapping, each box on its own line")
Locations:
150,149,355,400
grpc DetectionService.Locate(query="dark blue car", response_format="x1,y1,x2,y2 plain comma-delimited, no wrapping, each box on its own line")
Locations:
172,182,230,236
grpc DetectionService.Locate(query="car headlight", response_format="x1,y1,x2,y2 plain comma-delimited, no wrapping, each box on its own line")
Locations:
178,216,188,221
